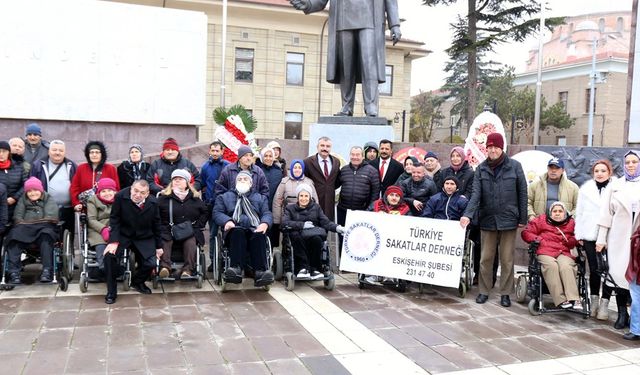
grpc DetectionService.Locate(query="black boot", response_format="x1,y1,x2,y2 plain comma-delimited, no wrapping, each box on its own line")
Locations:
614,309,629,330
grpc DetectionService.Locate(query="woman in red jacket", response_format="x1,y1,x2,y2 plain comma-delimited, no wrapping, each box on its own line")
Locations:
70,141,120,211
522,201,580,309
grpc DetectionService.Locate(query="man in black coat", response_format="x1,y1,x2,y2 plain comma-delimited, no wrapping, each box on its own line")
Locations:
369,139,403,195
103,180,163,304
460,133,527,308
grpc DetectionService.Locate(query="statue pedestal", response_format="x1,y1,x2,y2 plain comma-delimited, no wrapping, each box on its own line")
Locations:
308,116,395,161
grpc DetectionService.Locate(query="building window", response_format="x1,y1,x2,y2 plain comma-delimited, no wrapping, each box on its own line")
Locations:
599,18,606,32
235,48,254,82
585,88,597,113
379,65,393,96
556,136,567,146
284,112,302,139
617,17,624,33
558,91,568,112
582,134,593,146
286,52,304,86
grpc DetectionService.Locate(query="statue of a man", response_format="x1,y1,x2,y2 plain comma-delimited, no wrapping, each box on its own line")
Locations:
290,0,401,117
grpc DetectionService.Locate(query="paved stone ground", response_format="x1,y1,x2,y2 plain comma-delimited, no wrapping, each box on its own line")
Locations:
0,268,638,375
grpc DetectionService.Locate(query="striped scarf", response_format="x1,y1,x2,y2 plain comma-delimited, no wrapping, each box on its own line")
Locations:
232,193,260,229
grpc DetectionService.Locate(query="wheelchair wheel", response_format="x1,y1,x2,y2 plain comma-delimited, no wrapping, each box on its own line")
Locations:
62,229,74,281
324,274,336,291
397,279,407,293
458,279,467,298
152,276,159,290
528,298,541,316
284,272,295,291
199,251,206,278
123,272,131,291
358,274,365,289
262,284,271,291
79,273,88,293
196,274,203,289
272,250,283,281
59,275,68,292
515,275,528,303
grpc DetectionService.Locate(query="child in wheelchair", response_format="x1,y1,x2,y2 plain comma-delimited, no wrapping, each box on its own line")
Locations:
281,183,344,280
4,177,59,283
85,178,118,280
521,201,581,309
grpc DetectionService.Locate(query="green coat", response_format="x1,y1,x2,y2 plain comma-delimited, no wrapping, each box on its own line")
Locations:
86,194,112,246
527,172,579,220
13,192,59,224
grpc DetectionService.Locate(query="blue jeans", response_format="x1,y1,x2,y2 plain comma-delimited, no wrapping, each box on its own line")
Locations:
630,277,640,335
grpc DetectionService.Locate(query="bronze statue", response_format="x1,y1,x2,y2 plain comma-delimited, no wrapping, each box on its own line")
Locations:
290,0,401,117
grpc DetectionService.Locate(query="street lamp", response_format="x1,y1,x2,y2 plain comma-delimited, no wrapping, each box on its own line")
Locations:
394,110,406,142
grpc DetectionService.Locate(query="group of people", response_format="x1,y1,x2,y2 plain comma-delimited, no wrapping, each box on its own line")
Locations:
0,125,638,342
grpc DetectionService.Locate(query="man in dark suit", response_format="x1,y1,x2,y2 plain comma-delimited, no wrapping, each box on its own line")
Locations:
103,179,163,304
304,137,340,221
369,139,403,195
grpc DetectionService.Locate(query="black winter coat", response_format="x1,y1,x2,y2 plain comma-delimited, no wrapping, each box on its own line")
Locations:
336,163,380,210
157,191,208,244
0,183,6,234
463,155,528,231
282,201,338,232
118,161,150,189
400,177,438,216
109,187,163,256
147,154,200,195
438,161,474,198
0,160,28,217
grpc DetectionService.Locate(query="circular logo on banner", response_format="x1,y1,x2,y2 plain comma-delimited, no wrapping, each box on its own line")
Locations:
344,222,381,262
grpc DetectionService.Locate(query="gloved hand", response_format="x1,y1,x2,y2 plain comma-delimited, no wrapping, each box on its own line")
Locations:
101,227,110,242
336,225,345,234
303,221,315,229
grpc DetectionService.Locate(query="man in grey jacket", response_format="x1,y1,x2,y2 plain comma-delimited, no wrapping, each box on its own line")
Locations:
460,133,528,308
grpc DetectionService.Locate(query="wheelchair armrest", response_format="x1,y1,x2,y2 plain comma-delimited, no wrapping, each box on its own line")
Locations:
528,241,540,255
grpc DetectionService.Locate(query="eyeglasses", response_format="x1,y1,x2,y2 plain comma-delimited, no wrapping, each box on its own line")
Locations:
89,150,101,154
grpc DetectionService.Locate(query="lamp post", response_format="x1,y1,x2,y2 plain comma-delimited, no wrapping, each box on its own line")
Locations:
220,0,228,108
587,36,597,147
533,0,545,146
394,110,407,142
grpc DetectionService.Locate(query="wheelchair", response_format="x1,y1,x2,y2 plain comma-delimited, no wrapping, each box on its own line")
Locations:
417,229,474,297
272,227,336,292
515,241,590,317
77,212,133,293
212,229,273,292
0,222,73,291
152,241,206,289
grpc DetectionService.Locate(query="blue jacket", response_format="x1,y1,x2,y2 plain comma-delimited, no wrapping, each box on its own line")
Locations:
260,164,283,209
423,191,469,221
30,157,77,191
198,157,229,204
215,162,270,199
213,191,273,230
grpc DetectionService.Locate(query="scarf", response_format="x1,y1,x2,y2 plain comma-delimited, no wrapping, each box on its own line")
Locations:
0,159,10,170
97,195,114,205
486,152,506,170
595,179,610,193
232,192,261,229
450,147,466,172
289,159,305,181
173,188,188,201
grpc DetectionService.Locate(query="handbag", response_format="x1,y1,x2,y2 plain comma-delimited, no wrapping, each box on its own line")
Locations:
169,200,194,241
301,226,327,239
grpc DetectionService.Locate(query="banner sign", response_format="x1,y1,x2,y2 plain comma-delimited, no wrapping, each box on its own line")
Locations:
340,210,466,287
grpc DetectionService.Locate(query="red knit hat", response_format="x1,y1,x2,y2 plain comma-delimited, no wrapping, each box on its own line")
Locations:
486,133,504,149
385,185,403,199
162,137,180,152
96,178,117,193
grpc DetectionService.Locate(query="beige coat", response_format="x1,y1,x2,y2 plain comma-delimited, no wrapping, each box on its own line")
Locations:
272,177,319,224
596,178,640,290
86,194,112,246
527,173,579,220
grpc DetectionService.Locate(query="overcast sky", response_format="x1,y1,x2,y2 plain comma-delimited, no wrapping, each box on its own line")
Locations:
401,0,634,95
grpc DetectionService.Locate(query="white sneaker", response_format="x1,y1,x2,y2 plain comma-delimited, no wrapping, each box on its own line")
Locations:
382,277,397,285
296,269,310,279
365,275,379,284
311,271,323,280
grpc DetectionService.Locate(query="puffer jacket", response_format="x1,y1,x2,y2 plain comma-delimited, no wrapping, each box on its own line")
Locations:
522,215,577,260
70,141,121,207
86,194,112,246
215,162,270,199
463,155,528,231
272,177,319,224
423,191,469,221
282,201,337,232
336,163,380,210
147,153,200,195
527,172,579,220
0,183,7,234
213,191,273,230
157,190,208,244
0,159,28,203
438,161,474,198
13,191,59,224
400,177,437,216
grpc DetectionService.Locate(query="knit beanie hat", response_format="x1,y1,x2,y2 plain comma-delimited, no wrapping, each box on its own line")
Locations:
424,151,438,160
236,170,253,184
171,169,192,183
385,185,403,199
237,145,253,159
295,183,313,197
162,138,180,152
486,133,504,149
0,141,10,152
25,123,42,136
444,176,460,189
96,178,117,193
24,177,44,193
